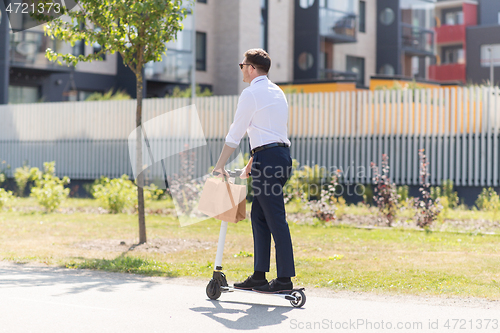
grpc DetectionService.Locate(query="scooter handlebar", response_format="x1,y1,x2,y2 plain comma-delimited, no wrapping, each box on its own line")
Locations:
213,169,244,178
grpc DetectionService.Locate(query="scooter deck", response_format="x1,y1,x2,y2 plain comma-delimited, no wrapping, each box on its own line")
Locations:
220,286,304,300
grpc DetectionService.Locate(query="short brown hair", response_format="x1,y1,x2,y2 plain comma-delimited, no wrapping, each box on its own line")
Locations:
244,48,271,74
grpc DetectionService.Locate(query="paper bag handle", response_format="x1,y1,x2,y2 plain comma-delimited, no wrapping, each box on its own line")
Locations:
223,178,237,209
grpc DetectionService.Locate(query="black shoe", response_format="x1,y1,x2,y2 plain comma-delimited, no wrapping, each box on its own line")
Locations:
252,278,293,293
234,275,268,290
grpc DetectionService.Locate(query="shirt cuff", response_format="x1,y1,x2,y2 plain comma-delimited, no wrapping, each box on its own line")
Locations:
224,140,239,149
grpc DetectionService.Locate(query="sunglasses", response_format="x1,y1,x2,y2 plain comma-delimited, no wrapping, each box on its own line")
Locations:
239,63,255,69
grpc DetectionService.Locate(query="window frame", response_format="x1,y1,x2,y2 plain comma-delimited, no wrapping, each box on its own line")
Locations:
359,0,366,33
346,55,365,87
196,31,207,72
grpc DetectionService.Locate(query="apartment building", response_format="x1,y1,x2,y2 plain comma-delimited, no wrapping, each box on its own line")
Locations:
429,0,500,85
466,0,500,86
11,0,500,104
0,1,202,104
429,0,477,83
376,0,435,80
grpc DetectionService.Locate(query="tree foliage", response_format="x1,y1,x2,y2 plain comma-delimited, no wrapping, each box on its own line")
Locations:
37,0,189,243
38,0,188,75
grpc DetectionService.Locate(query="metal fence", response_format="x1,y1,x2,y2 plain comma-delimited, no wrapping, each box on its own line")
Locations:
0,86,499,186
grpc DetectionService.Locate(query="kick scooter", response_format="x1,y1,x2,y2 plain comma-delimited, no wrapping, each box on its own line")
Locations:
205,169,306,308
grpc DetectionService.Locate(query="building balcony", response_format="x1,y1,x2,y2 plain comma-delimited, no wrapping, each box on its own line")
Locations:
428,63,466,83
144,50,192,83
319,7,356,43
401,23,434,56
318,69,357,81
435,24,466,44
9,31,76,71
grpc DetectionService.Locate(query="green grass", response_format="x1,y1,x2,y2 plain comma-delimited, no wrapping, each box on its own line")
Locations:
65,256,212,277
8,197,176,210
1,198,500,299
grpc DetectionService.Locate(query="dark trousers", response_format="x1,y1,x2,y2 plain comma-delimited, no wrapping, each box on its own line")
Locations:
250,146,295,278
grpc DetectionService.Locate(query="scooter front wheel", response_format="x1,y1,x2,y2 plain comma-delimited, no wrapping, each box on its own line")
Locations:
289,289,306,308
206,279,221,300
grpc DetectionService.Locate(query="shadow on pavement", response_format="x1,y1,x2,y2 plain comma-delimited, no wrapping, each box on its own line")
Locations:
190,299,296,330
0,262,160,295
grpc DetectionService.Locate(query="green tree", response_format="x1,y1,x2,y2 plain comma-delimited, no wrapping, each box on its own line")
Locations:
39,0,188,243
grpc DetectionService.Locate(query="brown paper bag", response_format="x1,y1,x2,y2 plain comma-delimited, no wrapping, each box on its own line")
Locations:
197,177,246,222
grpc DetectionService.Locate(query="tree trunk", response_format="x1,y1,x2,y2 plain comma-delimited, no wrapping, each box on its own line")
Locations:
136,67,146,244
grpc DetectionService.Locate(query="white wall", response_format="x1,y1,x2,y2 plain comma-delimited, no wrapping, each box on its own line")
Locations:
268,0,295,83
333,0,377,87
194,1,215,88
237,0,262,94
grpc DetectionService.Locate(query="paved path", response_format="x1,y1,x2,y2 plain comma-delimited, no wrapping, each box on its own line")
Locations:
0,262,499,333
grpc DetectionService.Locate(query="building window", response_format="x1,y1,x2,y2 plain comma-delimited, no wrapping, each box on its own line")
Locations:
261,0,268,50
73,40,85,57
67,90,97,102
412,56,418,76
298,52,314,71
196,32,206,71
93,27,106,60
346,55,365,87
197,0,207,3
380,8,395,26
379,64,395,75
299,0,315,9
93,43,106,60
442,46,464,64
359,1,366,33
498,11,500,24
443,8,463,26
8,86,40,104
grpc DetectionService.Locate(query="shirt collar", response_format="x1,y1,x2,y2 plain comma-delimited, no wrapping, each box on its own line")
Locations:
250,75,268,86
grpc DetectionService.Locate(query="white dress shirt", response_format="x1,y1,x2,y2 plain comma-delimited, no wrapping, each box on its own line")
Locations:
225,75,291,151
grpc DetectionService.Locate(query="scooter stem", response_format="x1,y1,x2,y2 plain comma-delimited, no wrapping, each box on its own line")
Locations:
214,220,228,270
214,174,238,271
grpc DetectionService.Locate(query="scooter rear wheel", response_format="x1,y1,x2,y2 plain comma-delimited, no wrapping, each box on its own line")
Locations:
289,289,306,308
206,279,221,300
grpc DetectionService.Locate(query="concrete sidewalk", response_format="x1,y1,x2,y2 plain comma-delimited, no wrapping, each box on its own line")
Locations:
0,262,498,333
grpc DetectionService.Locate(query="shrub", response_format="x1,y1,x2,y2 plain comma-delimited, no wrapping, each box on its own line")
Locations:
397,185,411,207
412,149,443,228
475,187,500,212
302,171,340,223
30,162,70,212
370,154,400,226
437,196,450,222
0,160,11,187
144,183,166,201
169,85,213,98
0,188,14,209
431,180,459,208
14,163,41,196
362,184,374,205
92,175,137,213
284,160,328,202
91,174,162,213
85,89,131,101
332,196,346,219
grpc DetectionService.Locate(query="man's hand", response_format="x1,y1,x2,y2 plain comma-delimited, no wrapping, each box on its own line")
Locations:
240,157,253,179
212,168,229,179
